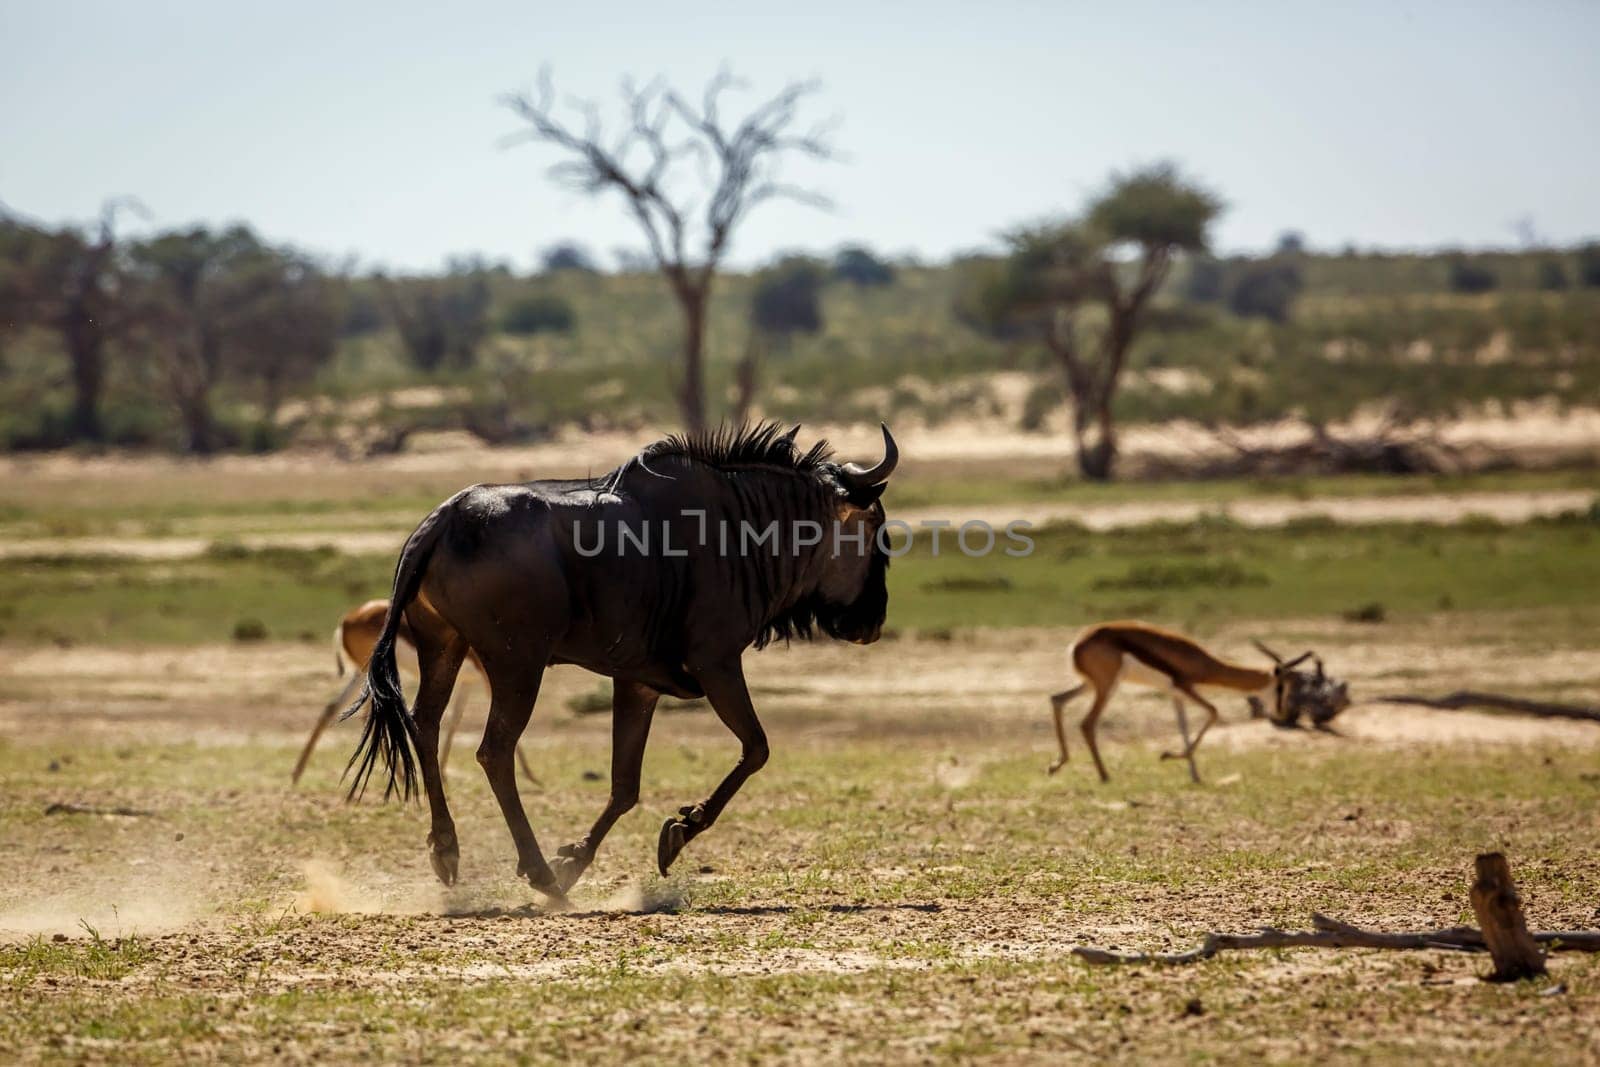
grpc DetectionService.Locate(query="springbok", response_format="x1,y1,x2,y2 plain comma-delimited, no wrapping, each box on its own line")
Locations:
292,599,533,785
1046,621,1313,783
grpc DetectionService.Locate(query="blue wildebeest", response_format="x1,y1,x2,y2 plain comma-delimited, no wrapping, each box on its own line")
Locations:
343,422,898,902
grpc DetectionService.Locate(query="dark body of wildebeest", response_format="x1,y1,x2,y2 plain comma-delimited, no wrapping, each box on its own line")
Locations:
343,422,899,902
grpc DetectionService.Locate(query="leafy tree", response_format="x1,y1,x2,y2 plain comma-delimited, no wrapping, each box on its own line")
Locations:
341,286,386,336
0,202,136,441
832,245,895,287
1536,259,1569,291
501,292,575,335
976,163,1221,480
1577,242,1600,288
1228,258,1303,322
380,266,492,373
1447,257,1496,294
539,241,598,273
733,256,827,420
128,225,338,453
504,69,834,431
750,256,825,338
1183,255,1227,304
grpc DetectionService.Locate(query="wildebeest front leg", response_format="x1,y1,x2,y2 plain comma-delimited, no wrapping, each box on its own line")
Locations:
477,657,565,902
551,679,659,892
658,662,768,876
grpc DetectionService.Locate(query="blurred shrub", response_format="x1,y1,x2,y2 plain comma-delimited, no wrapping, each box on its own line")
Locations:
232,618,269,642
1536,260,1569,291
751,257,826,338
1578,243,1600,288
500,294,576,336
832,245,896,287
1447,258,1497,294
1228,259,1304,322
540,242,599,273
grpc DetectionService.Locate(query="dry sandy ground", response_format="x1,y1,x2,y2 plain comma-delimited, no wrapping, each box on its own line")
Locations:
3,623,1598,1062
4,397,1598,491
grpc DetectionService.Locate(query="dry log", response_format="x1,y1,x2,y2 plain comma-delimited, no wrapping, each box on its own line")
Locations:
1380,691,1600,724
1072,912,1600,966
43,801,154,817
1470,852,1547,982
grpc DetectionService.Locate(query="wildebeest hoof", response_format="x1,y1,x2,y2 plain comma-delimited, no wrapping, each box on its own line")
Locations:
550,845,590,892
516,858,569,906
1046,761,1064,776
427,831,459,886
657,818,688,876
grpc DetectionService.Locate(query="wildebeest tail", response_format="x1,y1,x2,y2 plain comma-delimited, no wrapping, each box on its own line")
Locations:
341,503,450,802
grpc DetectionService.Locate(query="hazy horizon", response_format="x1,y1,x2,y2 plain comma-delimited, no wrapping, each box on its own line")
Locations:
3,1,1596,272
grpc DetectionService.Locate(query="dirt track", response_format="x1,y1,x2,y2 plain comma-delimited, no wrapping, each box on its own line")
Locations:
2,487,1591,561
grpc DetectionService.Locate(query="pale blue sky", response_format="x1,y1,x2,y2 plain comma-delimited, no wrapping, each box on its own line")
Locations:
2,1,1595,270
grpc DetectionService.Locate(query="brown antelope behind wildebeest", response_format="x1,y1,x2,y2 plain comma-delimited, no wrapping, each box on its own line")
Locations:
291,599,534,787
339,422,898,904
1047,621,1320,784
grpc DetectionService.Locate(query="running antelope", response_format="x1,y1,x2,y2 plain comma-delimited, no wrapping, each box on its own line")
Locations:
292,599,534,785
1047,621,1314,783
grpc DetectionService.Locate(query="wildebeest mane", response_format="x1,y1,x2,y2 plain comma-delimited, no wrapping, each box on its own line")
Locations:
640,421,834,475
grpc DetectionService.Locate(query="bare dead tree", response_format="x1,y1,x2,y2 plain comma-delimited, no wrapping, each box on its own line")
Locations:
502,69,834,431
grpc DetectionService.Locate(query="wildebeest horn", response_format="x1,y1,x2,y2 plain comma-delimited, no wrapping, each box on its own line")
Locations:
1281,651,1314,671
1252,639,1284,665
839,423,899,490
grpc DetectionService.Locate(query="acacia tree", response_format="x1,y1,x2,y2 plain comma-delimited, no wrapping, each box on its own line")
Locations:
0,202,137,441
503,70,833,431
980,164,1220,480
129,225,339,453
733,255,827,421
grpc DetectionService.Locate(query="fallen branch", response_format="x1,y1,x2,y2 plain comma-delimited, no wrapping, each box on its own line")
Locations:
1073,913,1600,966
44,801,155,818
1380,691,1600,724
1074,853,1600,969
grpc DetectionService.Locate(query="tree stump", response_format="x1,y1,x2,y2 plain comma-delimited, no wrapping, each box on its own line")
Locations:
1469,852,1547,982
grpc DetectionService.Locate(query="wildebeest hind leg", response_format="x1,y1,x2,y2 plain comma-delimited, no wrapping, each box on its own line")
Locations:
552,679,659,892
410,631,468,885
477,656,565,903
658,661,768,876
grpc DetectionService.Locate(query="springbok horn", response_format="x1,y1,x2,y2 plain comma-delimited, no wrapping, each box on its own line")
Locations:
1252,639,1285,664
839,423,899,490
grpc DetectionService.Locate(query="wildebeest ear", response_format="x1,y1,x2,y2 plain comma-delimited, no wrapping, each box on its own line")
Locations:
846,482,887,507
780,424,801,446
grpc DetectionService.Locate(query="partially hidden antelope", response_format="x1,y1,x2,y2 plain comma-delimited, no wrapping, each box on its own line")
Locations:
1047,621,1315,784
292,599,534,786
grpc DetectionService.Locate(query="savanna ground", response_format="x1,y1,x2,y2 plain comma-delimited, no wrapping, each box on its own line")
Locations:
2,440,1600,1064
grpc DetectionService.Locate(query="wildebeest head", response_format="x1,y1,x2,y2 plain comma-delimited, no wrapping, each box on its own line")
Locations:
808,423,899,645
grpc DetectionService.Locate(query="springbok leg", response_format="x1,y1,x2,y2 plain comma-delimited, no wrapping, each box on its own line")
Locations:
658,661,768,875
552,679,659,892
439,686,467,780
1161,683,1221,782
1047,684,1085,775
292,672,364,784
477,656,564,902
1170,697,1200,784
